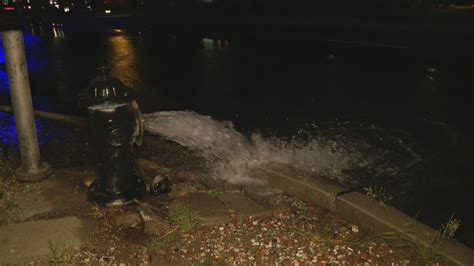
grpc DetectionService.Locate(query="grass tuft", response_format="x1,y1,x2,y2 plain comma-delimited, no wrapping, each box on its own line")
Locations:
169,203,198,233
290,199,307,217
49,240,74,265
207,189,225,198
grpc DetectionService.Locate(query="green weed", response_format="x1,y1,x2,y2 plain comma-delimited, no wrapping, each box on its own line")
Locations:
207,189,225,198
169,203,198,233
49,240,74,265
421,214,461,262
363,186,393,203
290,199,307,217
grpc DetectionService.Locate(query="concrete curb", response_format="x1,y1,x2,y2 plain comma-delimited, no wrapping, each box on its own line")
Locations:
253,163,474,266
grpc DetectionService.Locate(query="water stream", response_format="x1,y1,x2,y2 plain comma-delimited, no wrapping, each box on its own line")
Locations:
143,111,418,190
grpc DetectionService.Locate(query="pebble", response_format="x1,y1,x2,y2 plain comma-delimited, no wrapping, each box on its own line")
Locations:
351,225,359,233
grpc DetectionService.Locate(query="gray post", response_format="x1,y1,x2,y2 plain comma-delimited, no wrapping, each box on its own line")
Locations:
2,30,51,182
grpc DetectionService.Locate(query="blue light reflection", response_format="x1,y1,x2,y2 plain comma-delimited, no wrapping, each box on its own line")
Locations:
0,112,66,151
0,32,49,93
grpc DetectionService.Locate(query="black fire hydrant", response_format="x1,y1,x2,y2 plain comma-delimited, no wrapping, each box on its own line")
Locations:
78,67,146,206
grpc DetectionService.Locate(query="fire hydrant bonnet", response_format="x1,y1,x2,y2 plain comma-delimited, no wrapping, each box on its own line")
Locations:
78,66,134,108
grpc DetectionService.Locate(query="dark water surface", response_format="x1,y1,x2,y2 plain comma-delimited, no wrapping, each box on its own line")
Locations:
1,24,473,246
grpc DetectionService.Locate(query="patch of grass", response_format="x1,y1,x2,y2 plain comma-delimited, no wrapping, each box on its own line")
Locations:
49,240,74,264
207,189,225,198
290,199,307,217
363,186,393,203
420,214,461,262
313,225,335,242
146,233,177,252
169,203,198,233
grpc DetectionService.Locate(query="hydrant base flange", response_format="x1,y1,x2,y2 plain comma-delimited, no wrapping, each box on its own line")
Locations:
15,162,52,183
88,175,146,207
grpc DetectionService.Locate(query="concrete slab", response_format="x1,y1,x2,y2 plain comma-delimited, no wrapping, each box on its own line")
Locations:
218,193,272,218
0,216,96,264
16,172,88,220
168,182,199,198
176,193,229,226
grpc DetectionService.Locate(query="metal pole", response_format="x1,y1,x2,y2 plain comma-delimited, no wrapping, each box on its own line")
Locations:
2,30,51,182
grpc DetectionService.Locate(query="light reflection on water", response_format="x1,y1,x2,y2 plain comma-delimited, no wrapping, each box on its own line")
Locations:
106,32,142,94
52,26,66,39
202,38,230,50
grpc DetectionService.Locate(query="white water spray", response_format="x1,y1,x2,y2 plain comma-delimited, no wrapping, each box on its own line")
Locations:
143,111,366,186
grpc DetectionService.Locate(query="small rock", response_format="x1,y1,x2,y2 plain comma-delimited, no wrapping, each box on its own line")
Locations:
351,225,359,233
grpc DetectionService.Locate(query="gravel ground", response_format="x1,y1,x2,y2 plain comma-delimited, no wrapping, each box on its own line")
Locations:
140,194,428,265
15,193,430,265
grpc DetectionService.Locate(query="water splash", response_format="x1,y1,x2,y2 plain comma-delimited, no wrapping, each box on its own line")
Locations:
143,111,367,186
